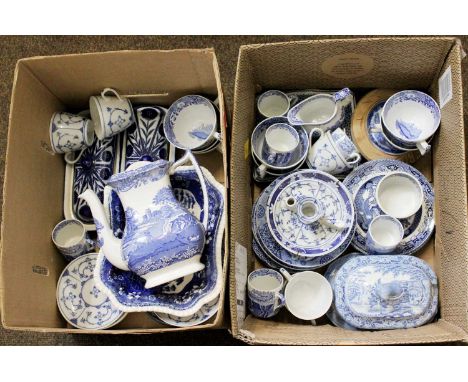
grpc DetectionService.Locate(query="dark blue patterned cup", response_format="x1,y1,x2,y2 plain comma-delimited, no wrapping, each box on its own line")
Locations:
261,123,299,166
248,268,285,319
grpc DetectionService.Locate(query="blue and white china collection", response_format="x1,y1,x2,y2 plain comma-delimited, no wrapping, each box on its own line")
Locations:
248,87,440,330
49,89,225,329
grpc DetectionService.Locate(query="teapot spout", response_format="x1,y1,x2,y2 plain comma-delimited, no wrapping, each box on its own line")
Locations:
79,189,129,271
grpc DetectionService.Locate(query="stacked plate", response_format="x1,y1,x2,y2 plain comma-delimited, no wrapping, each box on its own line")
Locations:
252,169,356,272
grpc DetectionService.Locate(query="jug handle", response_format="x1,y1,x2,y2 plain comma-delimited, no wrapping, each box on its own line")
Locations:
169,150,209,231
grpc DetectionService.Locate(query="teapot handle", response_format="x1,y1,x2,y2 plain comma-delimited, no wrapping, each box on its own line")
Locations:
169,150,209,231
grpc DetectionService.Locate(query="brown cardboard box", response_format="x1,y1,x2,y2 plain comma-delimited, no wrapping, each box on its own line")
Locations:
0,49,229,333
229,37,468,344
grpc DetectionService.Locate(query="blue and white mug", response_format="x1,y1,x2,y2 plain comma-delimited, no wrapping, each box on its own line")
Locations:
248,268,285,319
261,123,299,166
366,215,404,255
50,112,95,164
52,219,94,262
89,88,134,140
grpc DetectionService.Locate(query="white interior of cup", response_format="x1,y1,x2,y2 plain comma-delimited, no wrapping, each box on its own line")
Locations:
383,91,440,142
296,95,336,124
369,216,403,247
265,124,299,152
52,220,85,247
284,272,333,320
377,172,423,219
258,91,290,117
249,270,282,292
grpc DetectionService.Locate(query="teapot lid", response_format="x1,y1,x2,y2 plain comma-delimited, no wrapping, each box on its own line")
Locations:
333,255,438,330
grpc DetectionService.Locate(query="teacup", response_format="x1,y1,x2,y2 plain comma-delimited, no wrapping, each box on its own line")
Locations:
371,90,440,155
50,112,95,164
376,172,423,219
287,88,352,132
330,128,361,162
306,128,360,175
261,123,299,166
280,269,333,321
251,117,309,180
257,90,290,118
248,268,285,319
164,95,220,151
89,88,134,140
366,215,404,254
52,219,94,262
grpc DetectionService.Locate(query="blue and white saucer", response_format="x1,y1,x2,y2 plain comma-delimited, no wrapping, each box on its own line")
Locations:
342,159,434,255
252,176,351,270
148,296,219,327
266,170,355,257
94,166,225,316
56,254,126,330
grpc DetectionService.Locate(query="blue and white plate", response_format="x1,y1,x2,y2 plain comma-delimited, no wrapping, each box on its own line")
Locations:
333,255,438,330
148,296,219,327
266,170,355,257
94,166,225,316
252,176,351,270
120,106,169,170
342,159,434,255
252,235,301,273
56,254,126,330
367,101,405,155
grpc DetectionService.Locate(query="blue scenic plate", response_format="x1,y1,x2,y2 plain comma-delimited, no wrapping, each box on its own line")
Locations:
266,170,355,257
94,166,225,316
367,101,405,155
148,296,219,327
56,254,126,330
121,106,169,170
252,176,351,270
333,255,438,330
342,159,434,255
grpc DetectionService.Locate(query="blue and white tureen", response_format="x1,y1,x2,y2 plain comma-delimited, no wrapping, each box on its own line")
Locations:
332,255,438,330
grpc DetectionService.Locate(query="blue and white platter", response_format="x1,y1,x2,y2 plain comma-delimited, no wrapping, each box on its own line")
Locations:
252,174,353,270
94,165,225,316
120,106,169,170
333,255,438,330
148,296,219,327
266,170,355,257
342,159,434,255
56,254,126,330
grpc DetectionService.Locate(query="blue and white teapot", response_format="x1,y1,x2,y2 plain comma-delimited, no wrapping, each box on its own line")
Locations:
80,151,209,289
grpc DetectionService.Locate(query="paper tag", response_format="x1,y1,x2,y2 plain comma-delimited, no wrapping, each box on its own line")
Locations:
321,53,374,79
235,242,248,328
438,66,453,109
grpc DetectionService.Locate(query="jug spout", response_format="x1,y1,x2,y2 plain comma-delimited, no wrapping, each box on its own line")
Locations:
333,87,352,103
79,189,129,271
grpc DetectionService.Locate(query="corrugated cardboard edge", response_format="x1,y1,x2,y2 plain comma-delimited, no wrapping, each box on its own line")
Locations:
1,48,230,334
229,37,468,345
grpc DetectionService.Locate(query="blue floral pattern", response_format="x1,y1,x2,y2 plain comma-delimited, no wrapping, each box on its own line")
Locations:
50,112,90,154
342,159,434,256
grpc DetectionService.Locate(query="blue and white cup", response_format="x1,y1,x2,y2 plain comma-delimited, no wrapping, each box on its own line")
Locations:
366,215,404,254
257,90,290,118
371,90,440,155
50,112,95,164
330,128,361,163
89,88,134,140
261,123,299,166
248,268,285,319
52,219,94,262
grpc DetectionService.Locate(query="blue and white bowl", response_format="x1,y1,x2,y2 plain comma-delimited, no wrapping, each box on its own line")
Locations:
164,95,219,151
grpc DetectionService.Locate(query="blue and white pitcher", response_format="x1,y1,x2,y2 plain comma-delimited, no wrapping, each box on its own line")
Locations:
80,151,209,289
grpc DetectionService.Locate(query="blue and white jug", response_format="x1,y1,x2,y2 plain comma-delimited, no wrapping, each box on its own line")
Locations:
80,151,209,289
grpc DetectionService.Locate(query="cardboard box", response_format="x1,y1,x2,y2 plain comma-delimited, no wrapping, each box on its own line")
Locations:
229,37,468,344
0,49,229,333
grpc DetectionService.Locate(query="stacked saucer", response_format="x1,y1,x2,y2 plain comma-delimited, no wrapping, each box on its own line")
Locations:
251,169,356,273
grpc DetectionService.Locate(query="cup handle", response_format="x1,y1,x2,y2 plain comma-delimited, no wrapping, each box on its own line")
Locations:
169,150,209,231
101,87,123,101
346,152,361,167
256,164,267,179
279,268,293,282
64,148,85,165
274,292,285,311
309,127,323,145
417,141,431,155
